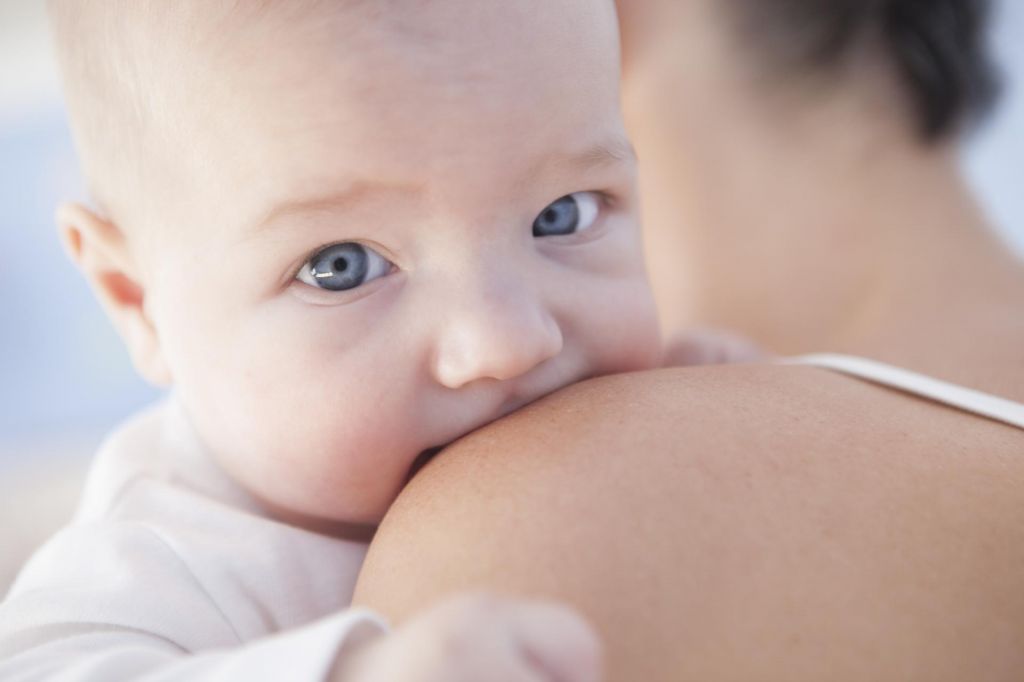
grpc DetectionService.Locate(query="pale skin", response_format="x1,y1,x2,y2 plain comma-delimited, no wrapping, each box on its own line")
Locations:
352,0,1024,679
53,0,665,679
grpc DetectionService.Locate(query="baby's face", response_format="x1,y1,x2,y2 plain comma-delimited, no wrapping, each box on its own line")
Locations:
137,0,661,527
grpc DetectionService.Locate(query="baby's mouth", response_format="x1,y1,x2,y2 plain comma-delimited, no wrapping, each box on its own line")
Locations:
406,445,445,483
404,382,576,485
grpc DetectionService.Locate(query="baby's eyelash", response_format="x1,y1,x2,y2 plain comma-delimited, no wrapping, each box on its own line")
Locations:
592,190,622,210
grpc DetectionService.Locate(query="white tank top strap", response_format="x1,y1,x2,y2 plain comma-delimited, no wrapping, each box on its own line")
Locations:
784,353,1024,431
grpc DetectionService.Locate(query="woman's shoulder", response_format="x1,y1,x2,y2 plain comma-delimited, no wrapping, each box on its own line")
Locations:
436,362,1019,476
355,363,1024,680
364,364,1021,556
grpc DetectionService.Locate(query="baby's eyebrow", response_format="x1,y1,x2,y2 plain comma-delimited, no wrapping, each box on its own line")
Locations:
514,134,636,193
250,181,418,235
563,135,637,171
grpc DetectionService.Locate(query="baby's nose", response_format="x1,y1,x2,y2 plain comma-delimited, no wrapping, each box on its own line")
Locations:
431,290,564,389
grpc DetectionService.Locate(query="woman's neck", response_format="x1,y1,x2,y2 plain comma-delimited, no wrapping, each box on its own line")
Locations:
825,159,1024,398
624,47,1024,398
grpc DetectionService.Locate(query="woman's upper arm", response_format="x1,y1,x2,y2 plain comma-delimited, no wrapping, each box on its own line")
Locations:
353,365,1024,681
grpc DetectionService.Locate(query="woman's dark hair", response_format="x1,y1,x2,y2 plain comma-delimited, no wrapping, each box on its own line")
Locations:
727,0,1000,141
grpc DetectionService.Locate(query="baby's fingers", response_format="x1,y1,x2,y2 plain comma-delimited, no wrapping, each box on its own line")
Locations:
504,599,602,682
421,594,602,682
333,593,602,682
663,327,768,367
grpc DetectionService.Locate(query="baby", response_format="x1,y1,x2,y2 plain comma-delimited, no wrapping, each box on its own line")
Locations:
0,0,662,680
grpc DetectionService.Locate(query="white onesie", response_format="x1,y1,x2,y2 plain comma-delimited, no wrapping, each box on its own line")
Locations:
0,398,387,681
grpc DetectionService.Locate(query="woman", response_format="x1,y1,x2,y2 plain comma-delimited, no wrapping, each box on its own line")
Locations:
353,1,1024,679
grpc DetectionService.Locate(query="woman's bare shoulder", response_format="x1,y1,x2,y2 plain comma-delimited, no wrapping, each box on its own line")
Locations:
355,364,1024,681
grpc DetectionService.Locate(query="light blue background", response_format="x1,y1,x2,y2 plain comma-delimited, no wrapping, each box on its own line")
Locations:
0,110,161,462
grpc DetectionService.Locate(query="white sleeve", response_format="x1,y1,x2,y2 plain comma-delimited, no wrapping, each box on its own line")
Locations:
0,609,384,682
0,522,388,682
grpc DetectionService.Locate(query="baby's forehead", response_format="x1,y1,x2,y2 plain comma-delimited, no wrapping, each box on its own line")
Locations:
55,0,620,125
184,4,619,148
51,0,623,232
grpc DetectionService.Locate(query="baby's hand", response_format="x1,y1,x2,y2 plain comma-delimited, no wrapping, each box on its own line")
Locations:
333,593,601,682
663,327,768,367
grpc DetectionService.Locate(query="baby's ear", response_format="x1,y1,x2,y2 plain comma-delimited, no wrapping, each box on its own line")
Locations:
56,203,172,387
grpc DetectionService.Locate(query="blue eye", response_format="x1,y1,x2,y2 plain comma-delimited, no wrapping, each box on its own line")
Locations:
532,192,601,237
296,242,392,292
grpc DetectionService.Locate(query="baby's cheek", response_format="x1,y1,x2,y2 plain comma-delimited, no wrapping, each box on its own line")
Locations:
591,278,663,374
253,390,423,522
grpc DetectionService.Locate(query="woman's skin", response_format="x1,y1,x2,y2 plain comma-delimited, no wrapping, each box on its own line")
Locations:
355,367,1024,680
352,0,1024,679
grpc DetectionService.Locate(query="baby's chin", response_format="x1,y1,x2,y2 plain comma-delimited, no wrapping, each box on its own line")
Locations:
402,389,562,485
250,490,380,542
402,395,542,483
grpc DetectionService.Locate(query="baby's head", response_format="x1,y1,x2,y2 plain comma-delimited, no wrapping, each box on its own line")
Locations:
50,0,661,529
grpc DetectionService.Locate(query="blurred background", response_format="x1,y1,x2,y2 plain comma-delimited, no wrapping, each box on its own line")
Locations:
0,1,1022,548
1,4,164,470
